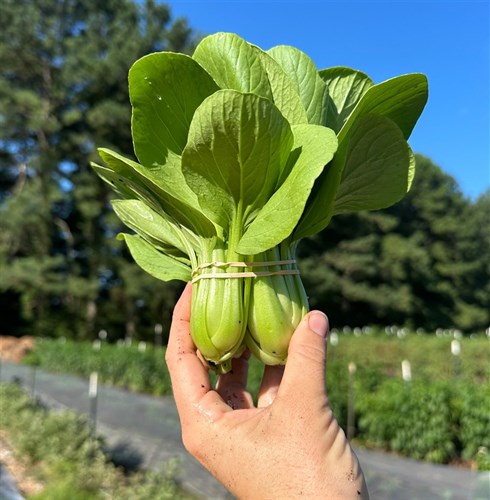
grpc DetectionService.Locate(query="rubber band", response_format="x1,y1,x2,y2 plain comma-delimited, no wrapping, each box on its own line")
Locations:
192,259,297,273
191,269,300,283
191,259,300,283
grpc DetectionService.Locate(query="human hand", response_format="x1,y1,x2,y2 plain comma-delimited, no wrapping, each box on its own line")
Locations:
166,283,369,499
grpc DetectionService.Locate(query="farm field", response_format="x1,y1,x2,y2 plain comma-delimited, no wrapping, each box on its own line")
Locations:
6,331,490,469
17,330,489,391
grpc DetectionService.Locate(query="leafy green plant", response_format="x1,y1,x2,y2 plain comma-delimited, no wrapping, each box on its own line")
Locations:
92,32,427,372
475,447,490,471
24,338,172,395
458,382,490,462
355,377,490,467
357,379,457,463
0,382,194,499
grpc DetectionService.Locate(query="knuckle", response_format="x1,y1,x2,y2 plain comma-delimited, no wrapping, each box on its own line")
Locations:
181,426,203,459
181,428,194,454
164,349,173,367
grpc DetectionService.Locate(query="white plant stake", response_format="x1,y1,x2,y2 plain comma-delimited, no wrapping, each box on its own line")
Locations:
89,371,98,398
347,362,357,441
154,323,163,348
401,359,412,382
451,339,461,356
89,371,98,433
451,339,461,377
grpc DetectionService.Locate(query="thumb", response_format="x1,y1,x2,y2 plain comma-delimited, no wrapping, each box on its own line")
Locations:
278,311,329,401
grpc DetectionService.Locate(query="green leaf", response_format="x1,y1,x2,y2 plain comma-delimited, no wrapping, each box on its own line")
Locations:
182,90,293,232
97,148,216,239
192,33,308,125
339,73,428,142
318,66,374,133
91,162,162,212
91,162,138,199
333,114,415,214
193,32,272,97
111,200,189,256
118,233,191,282
255,49,309,125
237,124,338,254
267,45,329,126
291,155,343,241
292,73,428,240
129,52,219,165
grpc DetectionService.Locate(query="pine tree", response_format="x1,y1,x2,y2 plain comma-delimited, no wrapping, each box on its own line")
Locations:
300,155,488,332
0,0,195,337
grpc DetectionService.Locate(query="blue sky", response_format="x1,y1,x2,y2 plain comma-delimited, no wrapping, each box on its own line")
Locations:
169,0,489,200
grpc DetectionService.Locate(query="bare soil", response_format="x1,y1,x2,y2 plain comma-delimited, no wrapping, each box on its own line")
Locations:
0,336,35,362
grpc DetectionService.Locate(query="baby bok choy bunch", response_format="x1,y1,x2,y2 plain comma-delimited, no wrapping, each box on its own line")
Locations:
91,32,428,373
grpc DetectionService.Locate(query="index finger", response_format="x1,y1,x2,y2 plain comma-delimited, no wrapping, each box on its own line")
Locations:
165,283,229,419
166,283,209,403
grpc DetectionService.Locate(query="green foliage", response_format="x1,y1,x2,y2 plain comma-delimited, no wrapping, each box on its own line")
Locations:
0,1,488,342
458,383,490,461
323,332,489,468
355,378,490,467
24,338,172,395
475,448,490,472
357,380,456,463
301,159,490,332
0,0,194,339
24,333,489,468
327,332,489,384
0,382,194,499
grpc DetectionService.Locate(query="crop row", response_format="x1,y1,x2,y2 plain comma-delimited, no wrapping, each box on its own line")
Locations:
22,333,490,468
0,382,194,499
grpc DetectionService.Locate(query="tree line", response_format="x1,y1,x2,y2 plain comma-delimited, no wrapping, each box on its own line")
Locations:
1,0,488,342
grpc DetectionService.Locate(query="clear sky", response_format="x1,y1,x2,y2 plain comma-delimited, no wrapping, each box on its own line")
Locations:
169,0,489,201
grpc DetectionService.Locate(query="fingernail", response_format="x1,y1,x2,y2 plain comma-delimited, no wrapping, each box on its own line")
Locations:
308,311,328,337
